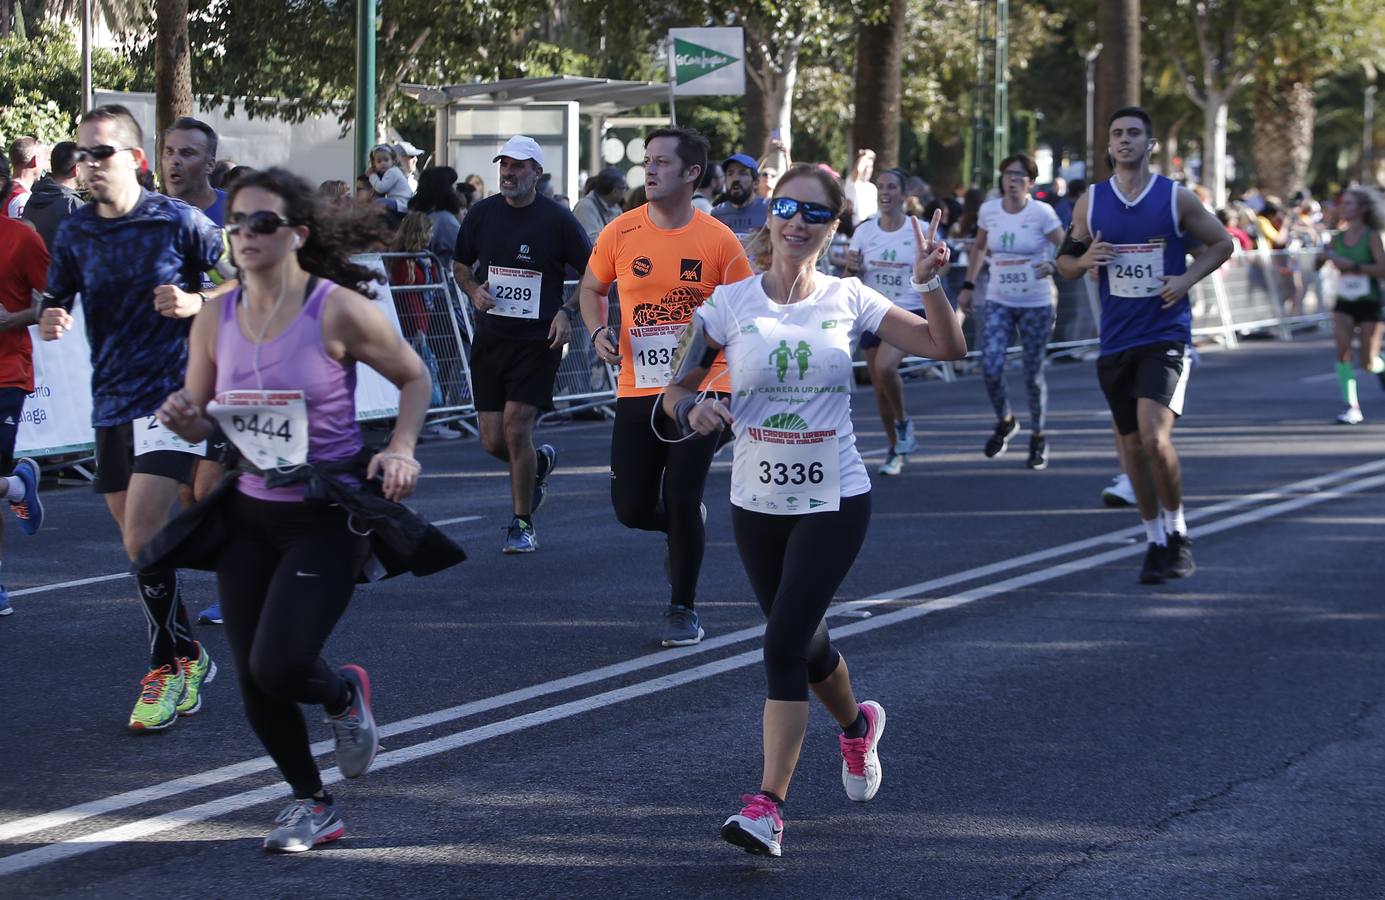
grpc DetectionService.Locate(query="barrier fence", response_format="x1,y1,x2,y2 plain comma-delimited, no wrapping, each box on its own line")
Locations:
19,247,1361,471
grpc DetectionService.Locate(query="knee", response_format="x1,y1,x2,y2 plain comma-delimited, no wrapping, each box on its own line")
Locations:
503,426,532,456
479,431,507,458
122,533,147,562
1140,429,1171,457
611,490,652,530
806,647,841,684
762,640,809,700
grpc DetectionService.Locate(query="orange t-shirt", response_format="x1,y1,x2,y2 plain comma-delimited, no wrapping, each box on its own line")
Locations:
588,205,753,397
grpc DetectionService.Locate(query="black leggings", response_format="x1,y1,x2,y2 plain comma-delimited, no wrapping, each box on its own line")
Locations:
218,493,370,798
731,493,872,701
610,395,722,607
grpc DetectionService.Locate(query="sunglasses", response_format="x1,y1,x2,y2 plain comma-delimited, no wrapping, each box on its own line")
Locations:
74,145,137,164
226,211,295,236
770,197,835,225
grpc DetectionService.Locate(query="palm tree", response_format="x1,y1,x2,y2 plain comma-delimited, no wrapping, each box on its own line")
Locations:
1094,0,1140,181
153,0,190,143
851,0,906,170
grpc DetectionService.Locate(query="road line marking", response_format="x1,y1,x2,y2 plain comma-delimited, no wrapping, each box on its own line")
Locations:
1,457,1381,847
3,467,1381,876
432,515,483,526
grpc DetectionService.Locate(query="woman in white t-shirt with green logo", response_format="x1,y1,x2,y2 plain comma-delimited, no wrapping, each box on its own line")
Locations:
958,153,1064,469
662,164,966,858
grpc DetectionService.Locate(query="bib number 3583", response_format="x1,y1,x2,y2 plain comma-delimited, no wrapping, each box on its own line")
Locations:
742,428,840,515
206,390,309,469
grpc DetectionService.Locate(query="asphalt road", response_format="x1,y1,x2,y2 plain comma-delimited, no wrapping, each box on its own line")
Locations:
1,331,1382,899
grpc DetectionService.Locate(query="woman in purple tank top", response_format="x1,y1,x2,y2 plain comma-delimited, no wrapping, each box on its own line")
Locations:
154,168,432,853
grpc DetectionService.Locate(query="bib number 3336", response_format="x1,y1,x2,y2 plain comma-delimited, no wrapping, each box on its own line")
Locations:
207,390,309,469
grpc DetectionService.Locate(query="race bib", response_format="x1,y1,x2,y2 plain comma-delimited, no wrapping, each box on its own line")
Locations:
742,427,840,515
991,257,1036,298
1108,244,1165,298
867,264,908,295
206,390,309,469
1338,273,1372,300
629,324,683,389
134,415,207,457
487,265,542,319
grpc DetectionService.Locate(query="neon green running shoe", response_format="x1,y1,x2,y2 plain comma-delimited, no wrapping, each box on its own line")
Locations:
128,663,186,732
177,643,217,716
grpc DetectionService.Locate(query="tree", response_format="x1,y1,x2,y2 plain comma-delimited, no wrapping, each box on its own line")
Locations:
153,0,189,143
851,0,906,169
1095,0,1139,181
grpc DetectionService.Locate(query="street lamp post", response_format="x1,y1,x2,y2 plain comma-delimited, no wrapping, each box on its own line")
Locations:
80,0,92,113
1084,43,1102,180
1365,83,1378,185
355,0,377,173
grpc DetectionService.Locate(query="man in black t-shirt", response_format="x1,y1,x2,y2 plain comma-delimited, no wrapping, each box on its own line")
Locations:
453,135,591,554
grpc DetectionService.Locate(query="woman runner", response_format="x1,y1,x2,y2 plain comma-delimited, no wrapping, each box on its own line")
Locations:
1317,186,1385,424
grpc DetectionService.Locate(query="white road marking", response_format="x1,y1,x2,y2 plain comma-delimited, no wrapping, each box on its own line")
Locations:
432,515,483,526
0,461,1381,875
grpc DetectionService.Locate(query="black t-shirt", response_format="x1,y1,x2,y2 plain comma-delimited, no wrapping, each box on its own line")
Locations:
454,194,592,341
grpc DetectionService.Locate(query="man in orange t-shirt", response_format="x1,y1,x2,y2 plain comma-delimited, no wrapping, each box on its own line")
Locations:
580,126,752,648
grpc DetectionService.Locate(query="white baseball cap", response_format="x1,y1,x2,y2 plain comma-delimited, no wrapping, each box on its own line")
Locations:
394,140,424,158
493,135,544,169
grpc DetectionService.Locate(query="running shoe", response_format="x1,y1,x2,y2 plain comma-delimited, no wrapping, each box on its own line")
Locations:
878,451,904,476
176,642,217,716
1026,434,1048,470
501,517,538,554
839,700,887,802
721,793,784,857
128,663,186,732
263,797,345,853
1165,532,1195,579
1101,473,1136,508
895,419,918,455
0,585,11,617
197,601,223,625
984,417,1019,458
1336,406,1364,425
660,604,704,647
9,457,43,536
419,422,461,442
1138,543,1169,585
532,444,557,513
327,664,379,779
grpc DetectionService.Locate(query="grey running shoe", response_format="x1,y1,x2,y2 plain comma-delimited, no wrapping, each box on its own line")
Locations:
661,604,704,647
263,797,345,853
532,444,557,513
326,664,379,779
894,419,918,455
877,450,904,476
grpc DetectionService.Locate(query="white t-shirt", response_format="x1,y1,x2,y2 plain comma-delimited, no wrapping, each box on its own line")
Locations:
845,178,878,227
849,216,922,310
698,274,895,512
977,197,1062,308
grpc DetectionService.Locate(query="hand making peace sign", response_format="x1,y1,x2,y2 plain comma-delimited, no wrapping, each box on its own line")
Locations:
911,208,951,284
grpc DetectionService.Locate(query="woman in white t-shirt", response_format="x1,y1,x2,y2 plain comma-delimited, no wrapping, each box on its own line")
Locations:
662,164,965,858
958,153,1064,469
846,168,925,475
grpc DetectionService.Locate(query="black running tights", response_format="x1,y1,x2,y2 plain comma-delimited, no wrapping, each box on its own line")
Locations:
731,493,872,701
217,493,370,797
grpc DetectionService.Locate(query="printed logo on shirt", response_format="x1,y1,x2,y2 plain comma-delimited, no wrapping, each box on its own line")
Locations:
631,286,704,326
679,258,704,282
820,320,837,329
621,225,642,235
880,249,897,262
768,340,813,383
632,256,653,277
1000,231,1016,251
518,243,532,261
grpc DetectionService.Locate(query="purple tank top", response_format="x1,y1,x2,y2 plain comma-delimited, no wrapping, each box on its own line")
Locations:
216,278,363,501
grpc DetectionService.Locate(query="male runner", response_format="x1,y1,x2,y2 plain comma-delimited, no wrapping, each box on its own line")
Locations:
1056,107,1233,584
22,141,86,249
4,137,46,218
580,126,753,646
41,105,225,730
453,135,591,553
711,153,769,239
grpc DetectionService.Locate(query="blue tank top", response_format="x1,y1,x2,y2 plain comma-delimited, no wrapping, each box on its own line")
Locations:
1089,174,1190,354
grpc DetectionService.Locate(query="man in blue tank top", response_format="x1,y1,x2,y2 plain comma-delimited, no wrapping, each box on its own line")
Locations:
1057,106,1233,586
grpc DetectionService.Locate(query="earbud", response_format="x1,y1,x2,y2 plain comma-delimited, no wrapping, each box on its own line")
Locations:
291,235,301,250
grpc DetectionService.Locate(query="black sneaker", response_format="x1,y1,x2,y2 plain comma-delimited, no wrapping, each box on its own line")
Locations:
1139,543,1168,585
1165,532,1195,578
532,444,557,513
1025,434,1048,470
984,417,1019,458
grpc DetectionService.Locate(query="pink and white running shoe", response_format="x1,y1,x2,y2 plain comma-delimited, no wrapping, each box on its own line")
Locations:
720,792,784,857
839,700,886,802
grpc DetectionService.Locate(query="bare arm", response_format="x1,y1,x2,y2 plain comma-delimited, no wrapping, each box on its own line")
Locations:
452,260,494,312
874,211,967,360
1161,188,1235,306
155,297,221,444
1055,193,1116,280
963,227,990,285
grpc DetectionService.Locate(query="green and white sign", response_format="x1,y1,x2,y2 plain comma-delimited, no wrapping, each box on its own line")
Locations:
669,27,745,96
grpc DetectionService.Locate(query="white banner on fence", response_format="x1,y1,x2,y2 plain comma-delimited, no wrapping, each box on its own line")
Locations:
353,254,405,420
16,301,96,457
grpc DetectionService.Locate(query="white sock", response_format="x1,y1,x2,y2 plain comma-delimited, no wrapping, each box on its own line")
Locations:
1143,517,1167,546
1163,505,1186,537
2,477,22,502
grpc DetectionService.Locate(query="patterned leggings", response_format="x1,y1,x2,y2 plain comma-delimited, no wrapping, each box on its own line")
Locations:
981,302,1054,432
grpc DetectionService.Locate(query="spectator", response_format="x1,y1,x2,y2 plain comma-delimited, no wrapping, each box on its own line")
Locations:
408,165,464,263
4,137,45,218
693,162,722,213
1255,198,1287,251
318,179,351,210
457,180,477,212
711,153,769,238
465,173,486,199
536,172,555,201
572,166,625,244
394,141,425,191
354,174,375,204
1218,208,1253,251
366,143,413,214
624,184,646,210
844,148,877,226
953,187,985,239
209,159,235,189
221,165,255,192
1053,178,1085,230
22,140,85,248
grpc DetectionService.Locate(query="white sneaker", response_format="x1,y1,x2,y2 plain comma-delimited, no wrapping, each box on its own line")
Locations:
894,420,918,455
838,700,886,802
1101,473,1136,508
878,451,904,477
1336,406,1364,425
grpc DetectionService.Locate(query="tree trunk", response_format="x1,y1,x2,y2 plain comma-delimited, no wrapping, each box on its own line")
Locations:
1095,0,1140,180
154,0,193,149
1201,90,1229,207
1252,76,1314,201
744,64,770,164
927,132,965,198
851,0,906,170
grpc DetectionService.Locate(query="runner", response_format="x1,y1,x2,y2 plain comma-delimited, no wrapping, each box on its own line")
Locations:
957,153,1065,469
661,166,964,857
452,135,591,553
151,166,435,852
579,126,753,647
39,104,223,731
3,137,45,218
1056,106,1234,585
710,153,769,239
844,168,925,474
1316,186,1385,424
0,180,48,618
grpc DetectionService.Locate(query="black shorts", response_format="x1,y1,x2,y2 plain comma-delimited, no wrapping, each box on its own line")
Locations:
1334,299,1382,324
1097,340,1191,436
0,387,25,472
93,420,202,494
859,307,925,350
469,332,564,412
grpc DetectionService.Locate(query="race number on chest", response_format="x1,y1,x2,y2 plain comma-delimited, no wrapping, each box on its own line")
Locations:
742,425,840,515
629,324,683,389
990,257,1036,298
1109,244,1165,298
134,415,207,457
1337,272,1372,300
207,390,309,469
488,265,542,319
